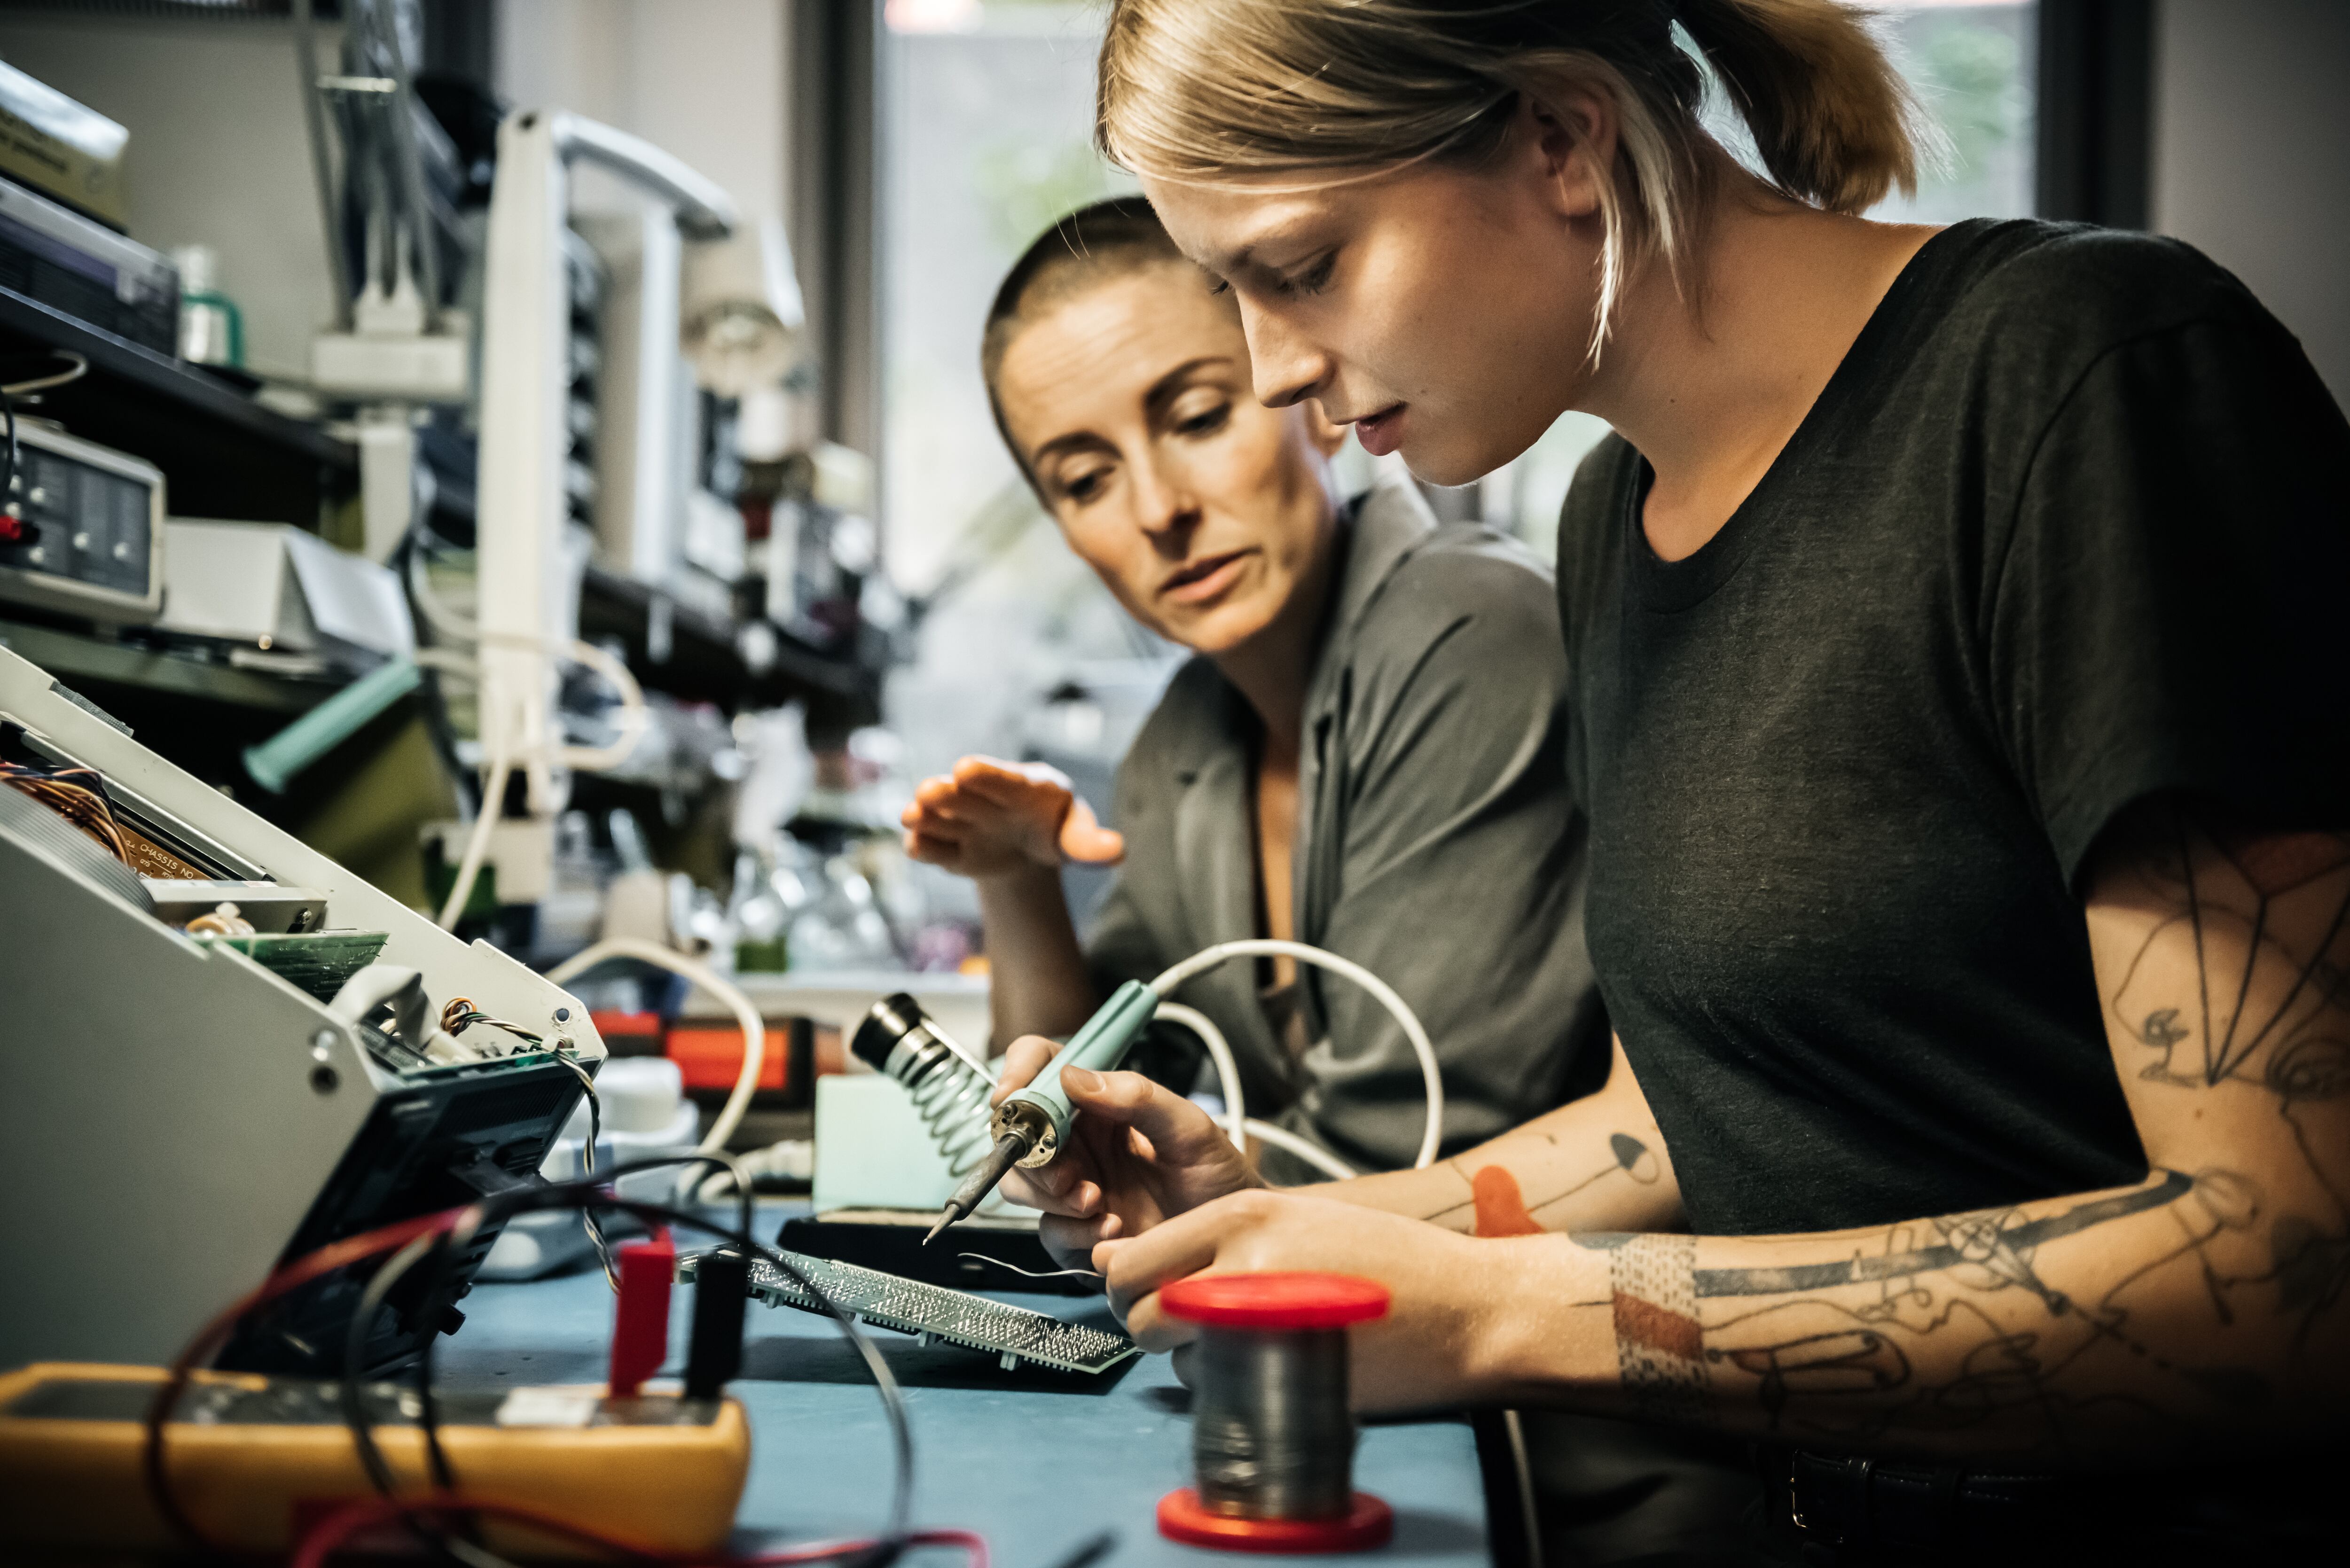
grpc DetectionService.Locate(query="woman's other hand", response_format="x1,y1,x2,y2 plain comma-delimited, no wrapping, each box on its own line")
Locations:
1094,1189,1589,1415
990,1035,1260,1267
901,756,1125,882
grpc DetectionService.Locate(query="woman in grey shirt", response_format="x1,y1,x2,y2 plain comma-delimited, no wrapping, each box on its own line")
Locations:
901,197,1607,1180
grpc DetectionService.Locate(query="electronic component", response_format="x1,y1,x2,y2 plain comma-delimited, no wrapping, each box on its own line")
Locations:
0,644,607,1374
928,979,1162,1243
0,420,164,621
676,1249,1140,1376
0,174,177,351
0,1363,748,1557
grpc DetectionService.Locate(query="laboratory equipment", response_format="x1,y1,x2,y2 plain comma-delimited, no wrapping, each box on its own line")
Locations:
0,1363,749,1557
0,642,603,1373
154,517,415,673
1155,1272,1394,1552
0,174,176,353
0,421,163,622
0,59,129,229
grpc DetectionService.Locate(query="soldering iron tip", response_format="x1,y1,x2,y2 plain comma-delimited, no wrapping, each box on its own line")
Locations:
922,1207,958,1247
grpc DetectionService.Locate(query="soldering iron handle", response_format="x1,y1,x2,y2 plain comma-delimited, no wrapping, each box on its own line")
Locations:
1003,979,1162,1124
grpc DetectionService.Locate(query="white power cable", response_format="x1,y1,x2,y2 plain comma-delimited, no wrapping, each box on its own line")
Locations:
409,589,649,927
548,937,766,1156
1245,1119,1360,1184
1147,938,1444,1172
436,732,512,930
1152,999,1362,1183
1152,1001,1247,1149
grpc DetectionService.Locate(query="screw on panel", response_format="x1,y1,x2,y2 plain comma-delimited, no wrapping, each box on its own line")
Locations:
310,1030,337,1060
310,1064,340,1094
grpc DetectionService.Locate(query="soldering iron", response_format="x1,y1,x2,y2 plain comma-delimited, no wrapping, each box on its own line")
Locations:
925,979,1162,1243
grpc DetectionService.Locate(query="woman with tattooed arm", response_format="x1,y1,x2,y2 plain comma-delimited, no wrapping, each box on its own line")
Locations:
988,0,2350,1558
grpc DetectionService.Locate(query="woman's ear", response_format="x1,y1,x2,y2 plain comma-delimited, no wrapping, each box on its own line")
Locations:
1303,398,1349,458
1519,81,1618,224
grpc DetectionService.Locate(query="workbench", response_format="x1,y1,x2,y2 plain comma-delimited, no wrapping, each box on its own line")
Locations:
444,1206,1492,1567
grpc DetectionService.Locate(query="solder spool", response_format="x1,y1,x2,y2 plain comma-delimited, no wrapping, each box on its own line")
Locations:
1156,1272,1394,1554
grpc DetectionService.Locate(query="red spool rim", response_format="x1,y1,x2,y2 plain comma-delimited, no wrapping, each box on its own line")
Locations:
1156,1489,1394,1554
1159,1272,1392,1330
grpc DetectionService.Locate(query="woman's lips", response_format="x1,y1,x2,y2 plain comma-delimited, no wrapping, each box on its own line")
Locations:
1352,404,1406,457
1162,549,1252,605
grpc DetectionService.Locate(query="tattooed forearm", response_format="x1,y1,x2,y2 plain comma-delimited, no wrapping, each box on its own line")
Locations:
1534,799,2350,1460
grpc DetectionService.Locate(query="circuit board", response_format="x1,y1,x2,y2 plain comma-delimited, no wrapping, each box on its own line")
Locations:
676,1249,1140,1376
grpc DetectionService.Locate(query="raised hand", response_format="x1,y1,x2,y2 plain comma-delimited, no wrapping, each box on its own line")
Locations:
900,756,1124,882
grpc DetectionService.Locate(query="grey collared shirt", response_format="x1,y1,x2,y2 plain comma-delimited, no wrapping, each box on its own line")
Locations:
1084,479,1608,1179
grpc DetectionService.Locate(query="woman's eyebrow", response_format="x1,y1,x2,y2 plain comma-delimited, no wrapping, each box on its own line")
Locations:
1144,356,1237,418
1027,428,1120,467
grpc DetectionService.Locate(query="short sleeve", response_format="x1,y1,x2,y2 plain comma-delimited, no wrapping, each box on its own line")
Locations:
1990,315,2350,884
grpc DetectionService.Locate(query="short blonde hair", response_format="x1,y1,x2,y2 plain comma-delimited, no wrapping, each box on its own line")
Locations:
1097,0,1925,351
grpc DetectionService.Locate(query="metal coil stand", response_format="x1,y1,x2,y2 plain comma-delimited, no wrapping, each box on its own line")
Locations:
1156,1273,1394,1554
851,992,999,1179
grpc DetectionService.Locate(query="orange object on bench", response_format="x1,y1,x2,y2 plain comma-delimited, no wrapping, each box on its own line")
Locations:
666,1024,788,1092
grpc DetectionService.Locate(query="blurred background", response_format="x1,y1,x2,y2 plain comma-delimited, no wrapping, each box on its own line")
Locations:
0,0,2341,1142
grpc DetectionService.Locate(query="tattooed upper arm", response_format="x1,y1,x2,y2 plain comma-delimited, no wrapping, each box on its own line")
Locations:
2082,793,2350,1355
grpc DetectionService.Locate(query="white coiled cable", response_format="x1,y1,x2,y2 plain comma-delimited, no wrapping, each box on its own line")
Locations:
889,939,1441,1186
547,937,764,1157
1149,938,1444,1173
1153,1001,1361,1183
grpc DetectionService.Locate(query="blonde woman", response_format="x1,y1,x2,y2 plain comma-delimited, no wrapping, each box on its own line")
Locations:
991,0,2350,1555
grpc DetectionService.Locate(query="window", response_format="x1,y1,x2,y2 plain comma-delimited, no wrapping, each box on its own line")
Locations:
1488,0,2041,553
874,0,2044,616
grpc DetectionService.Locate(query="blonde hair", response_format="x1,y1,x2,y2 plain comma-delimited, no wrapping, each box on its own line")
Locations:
1097,0,1924,351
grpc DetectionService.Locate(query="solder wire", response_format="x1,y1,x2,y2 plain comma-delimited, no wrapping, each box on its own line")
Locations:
1191,1323,1357,1521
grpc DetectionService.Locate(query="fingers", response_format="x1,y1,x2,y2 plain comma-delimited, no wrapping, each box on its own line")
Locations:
1094,1197,1250,1321
1059,1066,1232,1167
1058,798,1126,866
1039,1211,1119,1270
901,827,965,867
991,1035,1058,1104
998,1162,1101,1218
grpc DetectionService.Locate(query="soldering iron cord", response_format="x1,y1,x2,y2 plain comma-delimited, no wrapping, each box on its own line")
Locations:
1148,939,1445,1170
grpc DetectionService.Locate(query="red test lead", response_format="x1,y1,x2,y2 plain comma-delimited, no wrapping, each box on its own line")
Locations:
610,1228,677,1398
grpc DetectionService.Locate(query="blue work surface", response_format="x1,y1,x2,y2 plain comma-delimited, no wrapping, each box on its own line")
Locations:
442,1211,1489,1568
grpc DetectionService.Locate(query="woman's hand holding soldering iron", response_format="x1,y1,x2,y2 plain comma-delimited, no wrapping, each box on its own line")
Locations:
990,1043,1260,1269
901,757,1126,879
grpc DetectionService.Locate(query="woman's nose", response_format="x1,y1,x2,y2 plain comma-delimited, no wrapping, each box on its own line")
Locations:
1128,452,1198,541
1240,301,1330,410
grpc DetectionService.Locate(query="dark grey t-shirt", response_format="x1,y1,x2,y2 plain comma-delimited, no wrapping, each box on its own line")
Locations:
1557,219,2350,1236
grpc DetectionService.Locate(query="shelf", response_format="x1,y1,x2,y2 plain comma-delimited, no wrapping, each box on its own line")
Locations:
578,564,882,724
0,617,340,715
0,284,354,528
